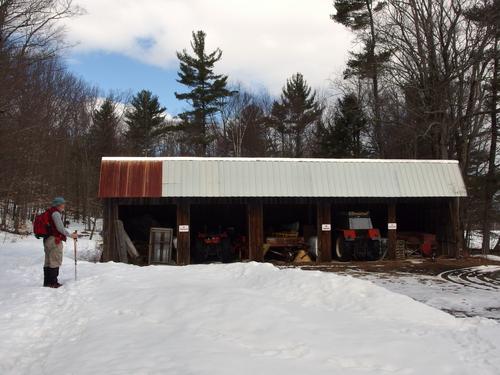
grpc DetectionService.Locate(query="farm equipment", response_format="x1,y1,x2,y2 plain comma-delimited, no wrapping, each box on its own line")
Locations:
264,236,310,262
194,226,245,263
335,211,384,261
397,232,437,258
263,222,312,263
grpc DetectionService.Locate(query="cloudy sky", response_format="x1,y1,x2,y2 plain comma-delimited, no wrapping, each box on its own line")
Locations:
65,0,354,114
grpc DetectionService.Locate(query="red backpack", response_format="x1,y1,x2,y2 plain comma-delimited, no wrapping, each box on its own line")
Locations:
33,209,54,239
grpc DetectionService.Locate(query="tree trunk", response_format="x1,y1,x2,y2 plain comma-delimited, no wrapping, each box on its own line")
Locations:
365,0,383,157
482,31,499,255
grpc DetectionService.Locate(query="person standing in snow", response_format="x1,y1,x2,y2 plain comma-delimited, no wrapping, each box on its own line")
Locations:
43,197,77,288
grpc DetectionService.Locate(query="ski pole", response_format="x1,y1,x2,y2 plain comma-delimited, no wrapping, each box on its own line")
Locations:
73,230,78,281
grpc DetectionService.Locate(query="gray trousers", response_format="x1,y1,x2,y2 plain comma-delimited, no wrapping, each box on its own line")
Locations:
43,236,63,268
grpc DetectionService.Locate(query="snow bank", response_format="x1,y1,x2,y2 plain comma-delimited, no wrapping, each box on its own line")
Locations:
1,234,500,374
472,254,500,262
468,230,499,250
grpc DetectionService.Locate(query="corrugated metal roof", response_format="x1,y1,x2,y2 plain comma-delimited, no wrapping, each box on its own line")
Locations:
100,157,467,198
99,160,163,198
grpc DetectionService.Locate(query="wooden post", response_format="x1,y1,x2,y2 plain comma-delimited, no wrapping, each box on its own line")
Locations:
449,197,463,258
248,202,264,261
101,199,119,262
101,200,110,262
316,202,332,262
387,202,397,260
176,202,190,265
114,220,128,263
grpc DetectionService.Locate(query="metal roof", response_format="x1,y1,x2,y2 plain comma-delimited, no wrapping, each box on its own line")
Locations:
99,157,467,198
99,159,162,198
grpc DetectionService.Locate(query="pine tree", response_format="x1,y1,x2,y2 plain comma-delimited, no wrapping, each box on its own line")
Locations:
89,98,121,158
317,93,367,158
269,73,322,157
238,103,267,156
331,1,389,156
125,90,166,156
175,30,234,156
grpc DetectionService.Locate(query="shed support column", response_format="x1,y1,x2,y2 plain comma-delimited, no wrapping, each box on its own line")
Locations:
101,199,118,262
449,197,463,259
387,203,397,260
317,203,332,262
176,202,190,265
248,202,264,262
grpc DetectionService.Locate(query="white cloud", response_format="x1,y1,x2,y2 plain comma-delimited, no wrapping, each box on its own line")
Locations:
66,0,353,93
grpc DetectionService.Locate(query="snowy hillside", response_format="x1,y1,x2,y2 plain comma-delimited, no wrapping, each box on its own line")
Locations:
1,234,500,375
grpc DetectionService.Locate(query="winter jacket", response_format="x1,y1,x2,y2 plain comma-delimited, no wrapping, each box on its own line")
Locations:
48,207,71,243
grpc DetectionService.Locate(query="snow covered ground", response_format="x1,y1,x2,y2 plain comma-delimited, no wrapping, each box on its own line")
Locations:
342,267,500,321
1,233,500,374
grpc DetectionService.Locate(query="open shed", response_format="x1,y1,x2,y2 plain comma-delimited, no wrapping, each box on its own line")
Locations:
98,157,467,265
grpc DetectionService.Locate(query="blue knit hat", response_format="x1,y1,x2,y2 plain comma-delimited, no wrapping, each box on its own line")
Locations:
51,197,66,207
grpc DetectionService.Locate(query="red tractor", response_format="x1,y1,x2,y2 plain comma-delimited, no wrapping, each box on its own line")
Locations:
194,226,245,263
335,211,385,261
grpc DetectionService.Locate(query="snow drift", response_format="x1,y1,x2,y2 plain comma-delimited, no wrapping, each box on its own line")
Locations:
1,234,499,375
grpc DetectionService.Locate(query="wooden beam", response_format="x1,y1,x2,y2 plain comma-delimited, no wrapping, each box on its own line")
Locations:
101,200,110,262
248,202,264,261
114,220,128,263
449,197,464,258
387,202,397,259
101,199,119,262
316,203,332,262
176,202,191,265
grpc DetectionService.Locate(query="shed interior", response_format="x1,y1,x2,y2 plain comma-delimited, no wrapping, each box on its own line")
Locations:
263,203,317,261
119,204,177,263
263,204,317,236
190,203,247,263
108,197,455,265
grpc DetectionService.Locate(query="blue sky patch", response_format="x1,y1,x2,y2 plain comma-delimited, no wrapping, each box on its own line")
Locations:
66,51,188,115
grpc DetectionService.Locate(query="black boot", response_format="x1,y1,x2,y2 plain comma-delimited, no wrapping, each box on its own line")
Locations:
54,267,62,287
43,267,50,287
48,268,62,288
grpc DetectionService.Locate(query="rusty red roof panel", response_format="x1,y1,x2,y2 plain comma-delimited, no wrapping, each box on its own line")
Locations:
98,160,162,198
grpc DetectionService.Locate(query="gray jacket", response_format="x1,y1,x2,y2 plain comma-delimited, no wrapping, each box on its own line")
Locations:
51,210,72,237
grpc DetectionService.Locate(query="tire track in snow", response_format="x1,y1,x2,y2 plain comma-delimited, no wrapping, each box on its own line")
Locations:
438,267,500,291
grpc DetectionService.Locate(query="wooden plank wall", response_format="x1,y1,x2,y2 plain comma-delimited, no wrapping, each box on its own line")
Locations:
248,202,264,261
176,202,191,265
316,203,332,262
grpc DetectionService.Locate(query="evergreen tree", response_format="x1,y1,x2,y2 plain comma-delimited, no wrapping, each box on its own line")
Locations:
317,93,367,158
175,30,234,156
240,104,267,156
269,73,322,157
89,98,121,158
87,97,121,205
125,90,166,156
331,1,389,156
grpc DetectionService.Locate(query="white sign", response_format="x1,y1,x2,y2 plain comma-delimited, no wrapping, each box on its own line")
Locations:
388,223,397,230
321,224,331,231
178,225,189,233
